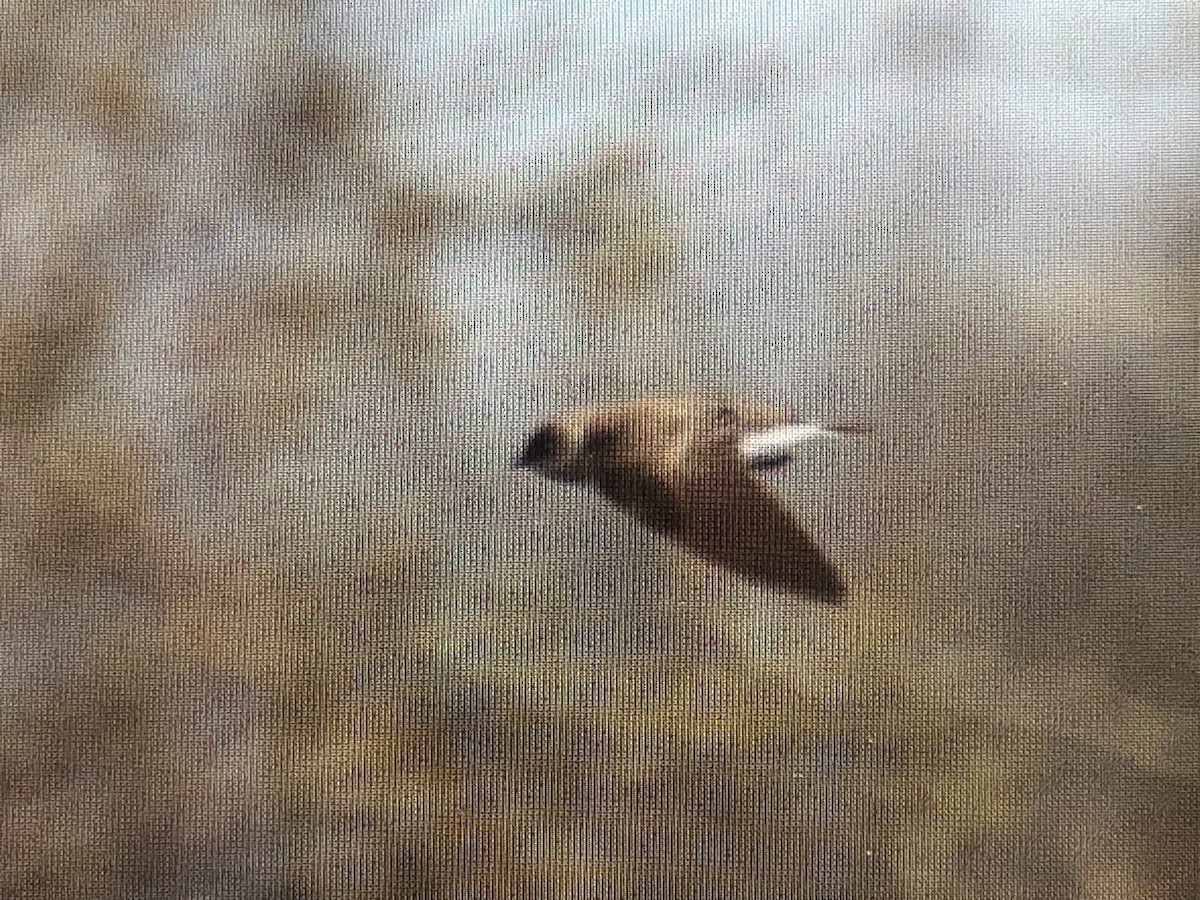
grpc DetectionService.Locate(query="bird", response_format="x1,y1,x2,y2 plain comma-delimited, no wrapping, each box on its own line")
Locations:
513,395,867,602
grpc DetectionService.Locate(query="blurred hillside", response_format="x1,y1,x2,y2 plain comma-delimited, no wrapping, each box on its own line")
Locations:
1,1,1198,898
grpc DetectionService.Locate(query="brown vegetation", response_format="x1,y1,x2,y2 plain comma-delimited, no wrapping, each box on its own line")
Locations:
0,4,1196,899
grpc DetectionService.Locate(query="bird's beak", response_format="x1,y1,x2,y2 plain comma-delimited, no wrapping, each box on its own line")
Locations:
513,425,556,471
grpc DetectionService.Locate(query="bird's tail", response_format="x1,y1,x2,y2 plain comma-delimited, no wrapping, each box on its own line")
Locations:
740,420,871,469
820,421,873,436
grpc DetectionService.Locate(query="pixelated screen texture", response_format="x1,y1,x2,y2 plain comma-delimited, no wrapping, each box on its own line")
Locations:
1,2,1197,897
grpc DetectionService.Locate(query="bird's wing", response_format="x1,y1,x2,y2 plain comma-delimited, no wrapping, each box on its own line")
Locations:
583,403,689,535
669,444,845,601
583,399,847,600
591,457,683,535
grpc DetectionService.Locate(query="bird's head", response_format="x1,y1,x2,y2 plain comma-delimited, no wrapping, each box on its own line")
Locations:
515,422,559,471
514,421,580,482
514,412,626,483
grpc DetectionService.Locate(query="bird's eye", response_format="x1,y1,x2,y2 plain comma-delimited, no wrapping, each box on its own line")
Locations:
518,425,558,467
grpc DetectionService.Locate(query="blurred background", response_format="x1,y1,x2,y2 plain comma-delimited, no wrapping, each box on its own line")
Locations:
2,1,1198,897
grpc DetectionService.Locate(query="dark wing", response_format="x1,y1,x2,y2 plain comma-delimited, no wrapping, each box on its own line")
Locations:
671,449,845,601
583,398,845,601
579,408,685,534
590,462,682,535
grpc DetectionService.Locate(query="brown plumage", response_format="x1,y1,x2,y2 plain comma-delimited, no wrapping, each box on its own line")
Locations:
515,395,862,602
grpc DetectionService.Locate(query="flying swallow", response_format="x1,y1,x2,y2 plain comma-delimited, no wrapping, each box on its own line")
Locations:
514,395,867,602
